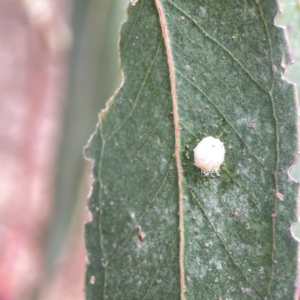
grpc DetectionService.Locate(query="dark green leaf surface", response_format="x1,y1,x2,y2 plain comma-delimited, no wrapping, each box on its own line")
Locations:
85,0,299,299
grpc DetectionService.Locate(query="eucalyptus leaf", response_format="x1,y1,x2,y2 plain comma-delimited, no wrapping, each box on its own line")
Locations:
85,0,299,299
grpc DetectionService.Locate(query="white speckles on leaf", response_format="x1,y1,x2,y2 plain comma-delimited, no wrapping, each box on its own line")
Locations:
197,6,207,17
90,276,96,284
215,261,223,270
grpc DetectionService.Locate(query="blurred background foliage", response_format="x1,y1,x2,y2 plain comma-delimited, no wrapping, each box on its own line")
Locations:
277,0,300,241
0,0,127,299
43,0,128,298
46,0,128,274
0,0,298,299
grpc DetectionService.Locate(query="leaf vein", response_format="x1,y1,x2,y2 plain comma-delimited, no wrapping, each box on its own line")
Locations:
121,0,144,53
167,0,270,94
256,3,278,297
176,70,266,168
105,40,162,142
106,161,173,264
185,180,265,298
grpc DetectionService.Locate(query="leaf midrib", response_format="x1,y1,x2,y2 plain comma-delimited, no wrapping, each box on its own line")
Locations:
155,0,185,298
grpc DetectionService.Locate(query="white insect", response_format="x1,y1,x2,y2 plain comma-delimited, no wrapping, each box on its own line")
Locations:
193,136,225,175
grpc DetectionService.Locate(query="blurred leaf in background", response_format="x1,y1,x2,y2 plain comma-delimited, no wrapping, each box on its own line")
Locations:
277,0,300,182
277,0,300,241
39,0,128,299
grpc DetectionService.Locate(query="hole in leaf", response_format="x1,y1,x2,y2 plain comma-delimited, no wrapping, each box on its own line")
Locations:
291,222,300,242
289,153,300,182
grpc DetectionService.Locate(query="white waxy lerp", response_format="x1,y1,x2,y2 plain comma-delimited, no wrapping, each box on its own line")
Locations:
193,136,225,175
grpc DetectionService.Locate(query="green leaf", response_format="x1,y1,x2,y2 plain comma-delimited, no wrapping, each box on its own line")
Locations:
85,0,299,299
